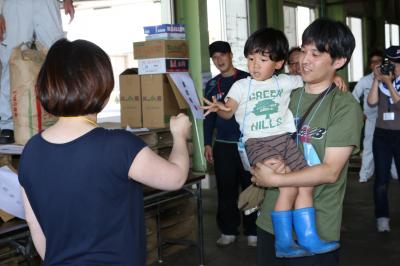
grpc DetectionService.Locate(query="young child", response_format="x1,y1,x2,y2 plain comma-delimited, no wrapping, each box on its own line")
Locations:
203,27,339,258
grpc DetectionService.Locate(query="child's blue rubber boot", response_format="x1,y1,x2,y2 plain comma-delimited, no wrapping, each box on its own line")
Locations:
271,210,310,258
293,207,340,254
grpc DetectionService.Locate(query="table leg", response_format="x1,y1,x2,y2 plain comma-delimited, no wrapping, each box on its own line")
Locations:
195,182,205,266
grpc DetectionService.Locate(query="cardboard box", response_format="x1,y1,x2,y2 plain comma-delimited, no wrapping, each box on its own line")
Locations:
119,68,142,128
141,74,188,128
133,40,188,59
143,24,185,35
138,58,189,75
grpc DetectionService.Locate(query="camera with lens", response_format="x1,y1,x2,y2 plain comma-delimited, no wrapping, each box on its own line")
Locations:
380,60,395,75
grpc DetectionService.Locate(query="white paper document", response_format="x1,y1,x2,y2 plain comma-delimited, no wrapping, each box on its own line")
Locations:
169,72,204,120
0,166,25,219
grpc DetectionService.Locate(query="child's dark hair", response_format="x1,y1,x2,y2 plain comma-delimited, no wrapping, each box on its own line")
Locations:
302,18,355,70
244,27,289,62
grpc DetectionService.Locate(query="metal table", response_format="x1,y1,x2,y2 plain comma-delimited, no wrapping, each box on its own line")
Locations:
0,219,35,264
144,174,205,266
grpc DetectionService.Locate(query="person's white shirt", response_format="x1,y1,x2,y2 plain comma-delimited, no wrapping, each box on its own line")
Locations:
352,72,377,118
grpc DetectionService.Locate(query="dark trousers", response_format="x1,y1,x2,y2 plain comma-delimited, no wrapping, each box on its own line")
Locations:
213,141,257,236
373,128,400,218
256,227,340,266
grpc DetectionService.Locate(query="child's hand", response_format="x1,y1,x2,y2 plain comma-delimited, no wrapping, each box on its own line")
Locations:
333,75,347,92
201,96,232,116
250,157,285,187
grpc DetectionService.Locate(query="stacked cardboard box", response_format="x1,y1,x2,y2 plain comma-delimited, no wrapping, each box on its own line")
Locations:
134,24,189,75
119,70,188,129
143,24,186,40
143,24,184,34
133,40,188,59
120,24,190,129
141,74,188,128
119,69,142,128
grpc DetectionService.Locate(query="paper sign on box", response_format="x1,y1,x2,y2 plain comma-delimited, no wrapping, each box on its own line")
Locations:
138,58,189,75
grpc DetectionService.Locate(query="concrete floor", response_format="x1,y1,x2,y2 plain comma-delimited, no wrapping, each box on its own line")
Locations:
151,160,400,266
3,158,399,266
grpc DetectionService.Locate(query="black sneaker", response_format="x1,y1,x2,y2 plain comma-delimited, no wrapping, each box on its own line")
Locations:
0,129,15,144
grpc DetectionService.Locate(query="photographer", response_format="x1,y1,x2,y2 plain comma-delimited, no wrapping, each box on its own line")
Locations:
367,45,400,233
352,50,398,183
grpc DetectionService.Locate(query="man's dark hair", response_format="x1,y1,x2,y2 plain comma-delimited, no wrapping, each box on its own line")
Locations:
209,41,232,57
36,39,114,116
368,48,384,61
244,27,288,62
288,47,301,59
302,18,355,70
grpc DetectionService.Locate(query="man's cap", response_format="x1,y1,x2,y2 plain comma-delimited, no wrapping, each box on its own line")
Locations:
385,46,400,62
209,41,231,57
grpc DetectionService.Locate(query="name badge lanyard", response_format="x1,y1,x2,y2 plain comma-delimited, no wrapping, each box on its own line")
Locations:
236,78,253,171
384,96,396,120
381,76,400,104
216,69,238,100
383,78,400,120
294,86,332,145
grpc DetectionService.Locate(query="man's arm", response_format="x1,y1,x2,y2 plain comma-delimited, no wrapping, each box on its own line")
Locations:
203,109,216,164
386,81,400,103
352,79,365,103
0,0,5,42
0,14,4,42
367,66,400,105
251,146,353,188
204,145,213,164
203,95,240,163
63,0,75,23
367,76,379,106
203,81,217,163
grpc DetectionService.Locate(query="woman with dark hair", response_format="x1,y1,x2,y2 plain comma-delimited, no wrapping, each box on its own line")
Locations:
18,38,192,266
